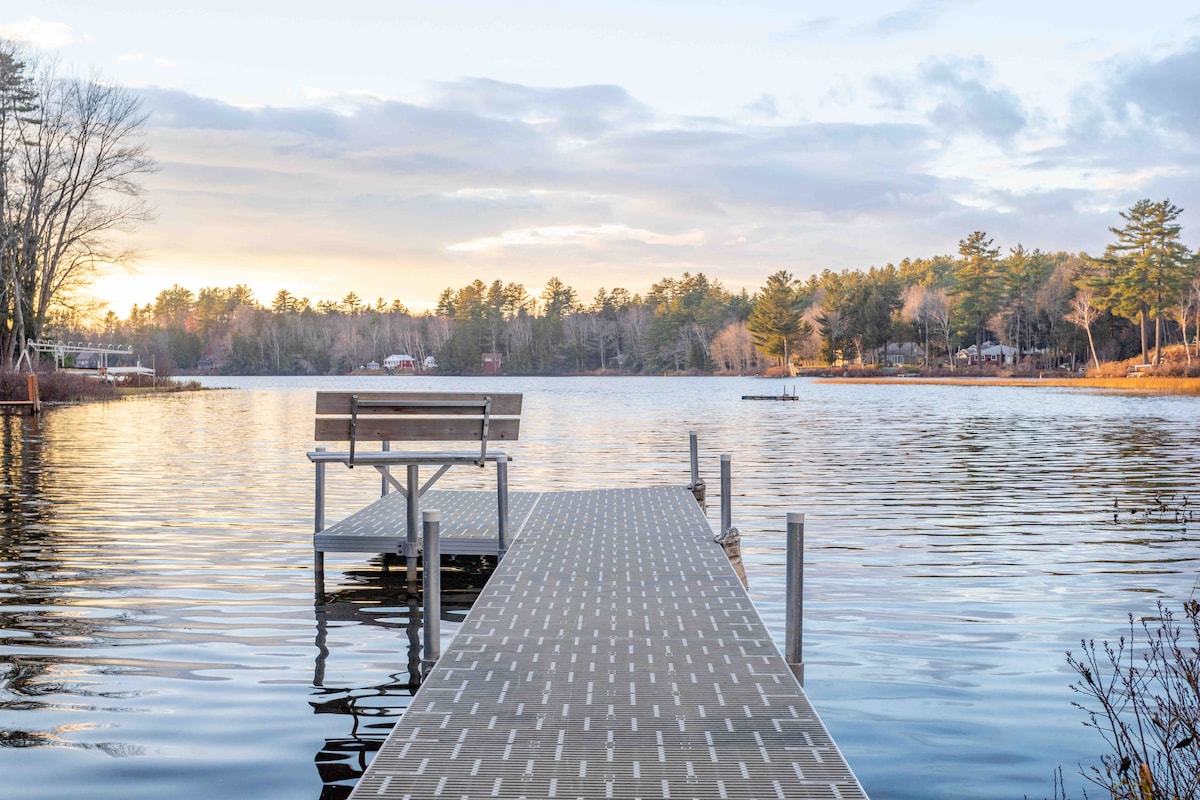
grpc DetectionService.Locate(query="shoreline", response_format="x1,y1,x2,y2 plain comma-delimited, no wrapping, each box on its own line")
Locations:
816,375,1200,394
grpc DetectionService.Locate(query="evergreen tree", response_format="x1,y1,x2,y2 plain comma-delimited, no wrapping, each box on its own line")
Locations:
950,232,1003,363
1096,199,1192,365
747,270,806,368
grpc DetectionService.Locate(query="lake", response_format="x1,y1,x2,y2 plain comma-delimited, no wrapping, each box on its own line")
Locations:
2,375,1198,799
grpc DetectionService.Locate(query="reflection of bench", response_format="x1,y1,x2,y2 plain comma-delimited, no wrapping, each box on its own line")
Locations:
307,391,523,580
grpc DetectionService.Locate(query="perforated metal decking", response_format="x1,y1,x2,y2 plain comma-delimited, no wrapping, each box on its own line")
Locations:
348,486,867,799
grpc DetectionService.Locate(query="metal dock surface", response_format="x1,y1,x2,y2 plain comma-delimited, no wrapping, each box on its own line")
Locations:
315,490,543,555
348,485,866,799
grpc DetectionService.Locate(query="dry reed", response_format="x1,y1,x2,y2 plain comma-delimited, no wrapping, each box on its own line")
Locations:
816,376,1200,395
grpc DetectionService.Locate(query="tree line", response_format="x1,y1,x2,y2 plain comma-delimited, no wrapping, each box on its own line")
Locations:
39,197,1198,377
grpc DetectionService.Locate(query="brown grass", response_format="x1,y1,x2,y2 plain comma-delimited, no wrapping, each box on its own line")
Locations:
816,375,1200,395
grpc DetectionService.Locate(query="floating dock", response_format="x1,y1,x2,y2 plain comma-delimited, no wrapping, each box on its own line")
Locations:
343,485,867,799
742,384,799,401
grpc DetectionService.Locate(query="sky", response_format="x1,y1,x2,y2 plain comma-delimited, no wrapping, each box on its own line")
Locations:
3,1,1199,315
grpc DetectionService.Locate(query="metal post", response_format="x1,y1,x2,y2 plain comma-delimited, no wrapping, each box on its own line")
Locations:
689,430,699,487
381,440,391,496
496,458,510,558
314,446,327,533
786,512,805,686
720,454,732,537
422,509,441,668
314,446,326,597
407,464,420,594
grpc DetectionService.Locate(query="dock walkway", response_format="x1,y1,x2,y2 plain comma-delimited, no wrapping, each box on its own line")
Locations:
346,485,866,799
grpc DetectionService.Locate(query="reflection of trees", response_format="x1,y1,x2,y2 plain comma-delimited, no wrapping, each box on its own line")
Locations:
312,556,492,800
0,415,120,752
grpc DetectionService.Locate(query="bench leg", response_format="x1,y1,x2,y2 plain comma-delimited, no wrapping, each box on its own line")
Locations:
497,459,510,558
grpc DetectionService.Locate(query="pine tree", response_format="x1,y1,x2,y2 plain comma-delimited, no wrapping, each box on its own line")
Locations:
748,270,807,369
950,232,1003,363
1097,199,1191,365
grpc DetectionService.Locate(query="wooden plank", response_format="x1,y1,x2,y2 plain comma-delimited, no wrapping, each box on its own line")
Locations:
315,391,523,416
314,417,520,442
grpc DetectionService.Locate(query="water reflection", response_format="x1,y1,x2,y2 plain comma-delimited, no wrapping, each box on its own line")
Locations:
311,556,492,799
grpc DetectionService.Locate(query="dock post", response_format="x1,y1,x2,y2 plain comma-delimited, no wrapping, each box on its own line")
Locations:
720,454,732,536
422,509,441,670
407,464,420,594
27,374,40,414
496,458,509,558
785,512,805,686
689,431,706,506
690,431,700,486
381,440,390,496
314,447,326,598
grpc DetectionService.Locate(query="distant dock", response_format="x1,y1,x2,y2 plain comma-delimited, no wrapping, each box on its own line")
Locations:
0,375,41,416
742,384,799,401
343,485,867,799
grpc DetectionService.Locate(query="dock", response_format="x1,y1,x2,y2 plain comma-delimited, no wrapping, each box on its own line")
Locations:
0,374,41,416
342,485,867,799
741,384,799,401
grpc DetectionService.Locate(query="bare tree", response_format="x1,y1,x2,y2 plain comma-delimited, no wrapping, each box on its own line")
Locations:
0,43,154,368
1066,286,1101,372
1170,280,1196,368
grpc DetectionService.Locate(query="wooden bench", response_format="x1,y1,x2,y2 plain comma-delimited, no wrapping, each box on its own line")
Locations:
306,391,522,584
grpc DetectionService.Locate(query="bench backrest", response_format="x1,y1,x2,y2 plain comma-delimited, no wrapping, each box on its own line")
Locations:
314,391,522,464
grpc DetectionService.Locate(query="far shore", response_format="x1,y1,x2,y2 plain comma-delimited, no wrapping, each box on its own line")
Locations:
816,374,1200,395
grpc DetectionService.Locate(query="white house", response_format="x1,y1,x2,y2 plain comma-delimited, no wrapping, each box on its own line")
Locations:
423,355,438,370
956,342,1017,365
384,353,417,371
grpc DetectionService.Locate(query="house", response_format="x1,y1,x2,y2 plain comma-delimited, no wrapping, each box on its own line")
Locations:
876,342,925,366
956,342,1017,365
365,360,381,371
73,352,102,369
423,355,438,370
482,352,502,375
383,353,417,371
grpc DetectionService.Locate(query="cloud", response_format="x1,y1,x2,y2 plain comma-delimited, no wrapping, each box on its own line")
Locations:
1050,38,1200,192
0,17,86,48
447,224,704,253
744,94,778,118
1105,38,1200,132
864,0,963,36
779,16,838,41
866,57,1027,142
431,77,652,139
123,68,1173,308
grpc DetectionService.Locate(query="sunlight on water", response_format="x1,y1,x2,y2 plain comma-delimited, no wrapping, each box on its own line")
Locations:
2,376,1199,799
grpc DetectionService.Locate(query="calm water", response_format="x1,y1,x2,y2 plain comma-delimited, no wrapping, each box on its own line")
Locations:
2,376,1198,799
